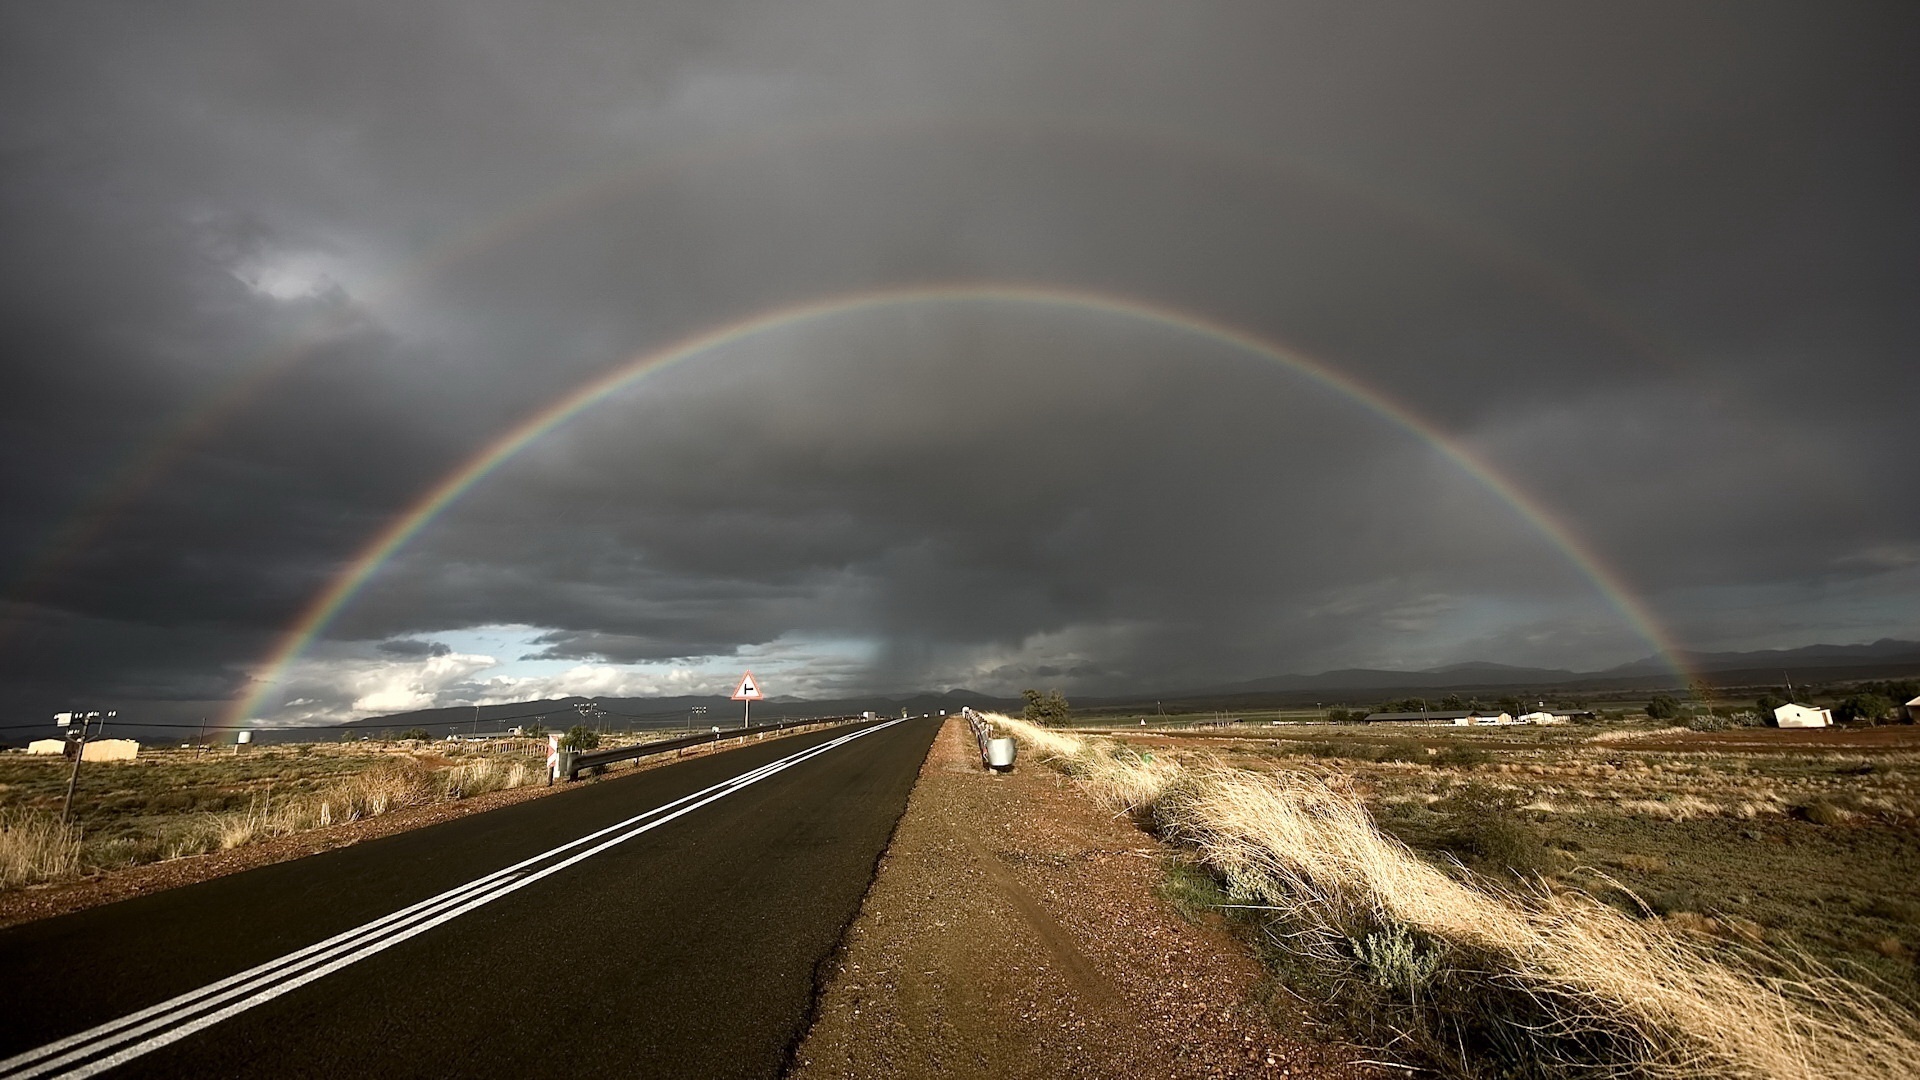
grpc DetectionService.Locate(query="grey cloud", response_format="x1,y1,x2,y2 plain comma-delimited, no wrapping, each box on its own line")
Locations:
1,2,1914,719
375,639,452,658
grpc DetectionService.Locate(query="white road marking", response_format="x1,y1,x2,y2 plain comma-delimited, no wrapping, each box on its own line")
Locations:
0,720,905,1080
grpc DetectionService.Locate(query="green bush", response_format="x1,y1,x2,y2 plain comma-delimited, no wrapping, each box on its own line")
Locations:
1021,688,1071,726
1836,693,1895,724
1158,862,1230,923
559,725,601,751
399,727,430,741
1644,695,1681,720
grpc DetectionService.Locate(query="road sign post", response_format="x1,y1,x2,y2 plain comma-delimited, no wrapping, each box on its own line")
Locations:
730,671,763,729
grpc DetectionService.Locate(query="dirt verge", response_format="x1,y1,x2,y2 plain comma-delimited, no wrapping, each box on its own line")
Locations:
787,718,1378,1080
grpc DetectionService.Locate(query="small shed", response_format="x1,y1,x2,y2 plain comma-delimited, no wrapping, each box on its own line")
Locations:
26,739,65,755
82,739,140,761
1905,695,1920,722
1774,703,1832,729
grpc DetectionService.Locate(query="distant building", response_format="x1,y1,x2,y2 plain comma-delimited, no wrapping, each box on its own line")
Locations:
1362,709,1512,725
24,738,139,759
1773,703,1832,728
83,739,139,761
1905,695,1920,722
1517,711,1569,725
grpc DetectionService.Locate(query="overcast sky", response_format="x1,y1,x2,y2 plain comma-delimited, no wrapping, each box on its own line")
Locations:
2,2,1915,725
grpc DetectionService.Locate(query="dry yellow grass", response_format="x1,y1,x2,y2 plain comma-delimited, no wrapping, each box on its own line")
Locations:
984,713,1920,1080
0,807,83,888
210,756,541,849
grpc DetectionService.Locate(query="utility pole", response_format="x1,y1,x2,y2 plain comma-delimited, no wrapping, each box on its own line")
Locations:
55,710,112,825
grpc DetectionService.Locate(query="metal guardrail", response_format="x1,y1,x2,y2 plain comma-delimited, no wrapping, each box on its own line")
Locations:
964,707,994,768
961,708,1015,771
555,715,868,782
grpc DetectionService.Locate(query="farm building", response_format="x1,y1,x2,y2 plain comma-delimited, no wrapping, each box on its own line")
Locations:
1773,703,1832,728
22,738,140,760
1906,695,1920,722
82,739,140,761
1363,709,1512,725
1517,711,1569,724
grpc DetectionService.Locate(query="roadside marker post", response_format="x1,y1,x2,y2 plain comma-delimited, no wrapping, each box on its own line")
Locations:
730,671,763,729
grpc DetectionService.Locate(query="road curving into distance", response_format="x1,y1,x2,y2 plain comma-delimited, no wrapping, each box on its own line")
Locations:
0,716,940,1079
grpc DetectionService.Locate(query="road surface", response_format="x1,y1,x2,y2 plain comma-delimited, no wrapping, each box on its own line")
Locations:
0,717,939,1079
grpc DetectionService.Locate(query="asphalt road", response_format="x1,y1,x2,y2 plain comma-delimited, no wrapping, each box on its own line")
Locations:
0,717,940,1079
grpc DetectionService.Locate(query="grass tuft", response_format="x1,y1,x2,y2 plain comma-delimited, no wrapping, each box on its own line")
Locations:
0,808,84,888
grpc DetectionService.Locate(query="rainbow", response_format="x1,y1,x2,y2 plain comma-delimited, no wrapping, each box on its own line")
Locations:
223,283,1686,726
6,109,1695,634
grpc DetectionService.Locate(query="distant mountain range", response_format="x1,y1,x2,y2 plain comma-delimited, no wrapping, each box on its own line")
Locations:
1601,638,1920,676
343,689,1012,735
343,640,1920,731
1180,639,1920,698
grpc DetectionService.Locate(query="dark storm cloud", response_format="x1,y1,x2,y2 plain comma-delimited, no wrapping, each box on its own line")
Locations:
1,1,1915,718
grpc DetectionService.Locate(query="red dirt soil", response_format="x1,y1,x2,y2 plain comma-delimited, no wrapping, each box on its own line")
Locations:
1627,725,1920,754
788,718,1380,1080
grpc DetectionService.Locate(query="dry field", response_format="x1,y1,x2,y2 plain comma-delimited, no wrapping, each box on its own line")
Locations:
1107,721,1920,999
996,714,1920,1080
0,737,565,890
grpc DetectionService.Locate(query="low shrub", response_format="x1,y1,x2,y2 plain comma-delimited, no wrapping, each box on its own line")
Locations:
1434,744,1493,768
1158,861,1230,923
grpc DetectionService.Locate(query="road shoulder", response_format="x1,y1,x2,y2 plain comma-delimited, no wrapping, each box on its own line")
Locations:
788,718,1375,1079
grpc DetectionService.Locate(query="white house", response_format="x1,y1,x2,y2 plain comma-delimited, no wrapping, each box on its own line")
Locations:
26,738,65,755
1774,703,1832,728
1517,711,1569,725
1906,695,1920,722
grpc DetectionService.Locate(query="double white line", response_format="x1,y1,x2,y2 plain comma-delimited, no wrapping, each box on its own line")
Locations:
0,719,905,1080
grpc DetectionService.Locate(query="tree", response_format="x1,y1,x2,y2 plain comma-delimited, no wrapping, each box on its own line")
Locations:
1439,694,1465,709
1836,693,1894,725
1021,689,1070,726
1644,695,1681,720
522,721,547,738
560,724,601,751
400,727,430,741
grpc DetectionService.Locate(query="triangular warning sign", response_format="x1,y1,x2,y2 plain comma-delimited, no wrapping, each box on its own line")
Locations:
730,671,763,701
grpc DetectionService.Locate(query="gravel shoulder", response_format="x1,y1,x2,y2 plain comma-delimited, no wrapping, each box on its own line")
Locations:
788,718,1378,1080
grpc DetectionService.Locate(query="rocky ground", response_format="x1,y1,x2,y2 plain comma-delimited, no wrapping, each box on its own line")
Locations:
788,718,1378,1080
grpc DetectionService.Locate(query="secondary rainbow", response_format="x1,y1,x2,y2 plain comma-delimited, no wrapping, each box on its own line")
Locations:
7,109,1701,641
224,283,1686,726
